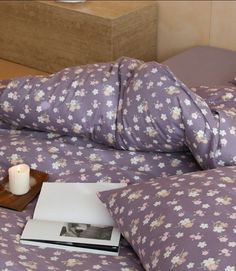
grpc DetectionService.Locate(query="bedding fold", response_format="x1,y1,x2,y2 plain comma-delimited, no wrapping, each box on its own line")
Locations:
0,58,236,169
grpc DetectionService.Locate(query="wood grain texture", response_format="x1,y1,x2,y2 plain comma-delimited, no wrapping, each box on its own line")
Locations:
0,1,157,73
112,4,157,61
0,59,47,79
0,169,48,212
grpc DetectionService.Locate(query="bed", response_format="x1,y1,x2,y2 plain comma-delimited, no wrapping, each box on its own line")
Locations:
0,46,235,271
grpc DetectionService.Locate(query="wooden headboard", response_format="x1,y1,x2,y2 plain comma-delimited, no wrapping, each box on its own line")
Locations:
0,1,235,72
0,1,157,73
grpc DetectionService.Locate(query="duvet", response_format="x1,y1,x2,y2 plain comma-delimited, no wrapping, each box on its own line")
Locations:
0,57,235,271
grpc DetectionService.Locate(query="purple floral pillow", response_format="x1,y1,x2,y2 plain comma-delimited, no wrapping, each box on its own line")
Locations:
0,57,216,156
98,166,236,271
0,66,120,146
0,58,142,147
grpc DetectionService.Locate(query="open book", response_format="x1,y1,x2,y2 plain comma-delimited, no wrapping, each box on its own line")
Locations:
20,182,126,256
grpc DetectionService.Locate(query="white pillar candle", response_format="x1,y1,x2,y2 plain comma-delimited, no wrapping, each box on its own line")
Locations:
8,164,30,195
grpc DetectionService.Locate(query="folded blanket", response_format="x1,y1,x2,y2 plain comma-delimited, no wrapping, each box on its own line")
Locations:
0,58,235,169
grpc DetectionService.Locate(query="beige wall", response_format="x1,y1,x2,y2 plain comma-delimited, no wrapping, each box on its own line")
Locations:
157,1,236,61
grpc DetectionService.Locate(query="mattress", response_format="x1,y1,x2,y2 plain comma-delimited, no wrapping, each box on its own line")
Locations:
0,49,235,270
164,45,236,87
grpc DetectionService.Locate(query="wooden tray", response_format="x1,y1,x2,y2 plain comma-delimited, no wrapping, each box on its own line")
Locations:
0,169,48,211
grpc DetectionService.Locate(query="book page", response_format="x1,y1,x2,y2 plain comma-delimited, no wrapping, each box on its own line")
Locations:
21,219,120,246
33,183,126,226
21,219,120,256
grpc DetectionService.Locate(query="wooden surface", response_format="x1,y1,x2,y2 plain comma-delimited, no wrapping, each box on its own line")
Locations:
0,59,47,79
0,1,157,73
0,169,48,211
46,1,155,19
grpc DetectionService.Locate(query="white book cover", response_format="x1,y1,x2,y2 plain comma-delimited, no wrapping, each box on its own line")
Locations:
21,182,126,255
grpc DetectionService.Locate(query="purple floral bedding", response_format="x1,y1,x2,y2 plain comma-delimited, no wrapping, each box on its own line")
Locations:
99,166,236,271
1,57,236,169
0,57,235,270
0,128,199,271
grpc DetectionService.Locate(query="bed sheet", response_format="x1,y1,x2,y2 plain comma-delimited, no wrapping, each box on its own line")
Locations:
0,127,200,271
0,127,200,182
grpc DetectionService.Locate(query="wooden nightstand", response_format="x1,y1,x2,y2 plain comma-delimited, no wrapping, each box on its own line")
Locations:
0,1,157,73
